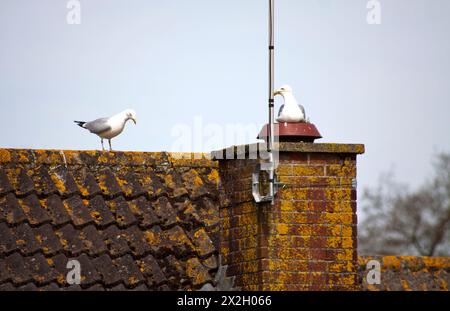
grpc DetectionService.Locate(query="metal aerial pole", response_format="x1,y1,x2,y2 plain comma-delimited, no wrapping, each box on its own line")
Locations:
268,0,275,203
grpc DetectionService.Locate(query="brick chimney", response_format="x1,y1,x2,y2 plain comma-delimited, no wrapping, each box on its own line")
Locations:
212,142,364,291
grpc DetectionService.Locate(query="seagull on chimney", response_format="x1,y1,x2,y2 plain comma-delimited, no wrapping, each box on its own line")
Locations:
274,85,306,123
74,109,137,151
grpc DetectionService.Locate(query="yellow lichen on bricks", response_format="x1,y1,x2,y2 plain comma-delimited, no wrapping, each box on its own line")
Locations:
336,249,353,261
276,165,293,176
325,189,352,201
329,225,341,236
268,259,308,272
271,248,309,260
216,145,363,291
290,189,308,200
292,165,324,176
329,262,355,273
335,201,353,213
279,212,307,224
326,237,342,248
341,226,354,237
342,237,354,249
326,162,356,178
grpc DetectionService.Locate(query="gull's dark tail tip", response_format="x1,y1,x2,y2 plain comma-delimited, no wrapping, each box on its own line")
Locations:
74,121,86,128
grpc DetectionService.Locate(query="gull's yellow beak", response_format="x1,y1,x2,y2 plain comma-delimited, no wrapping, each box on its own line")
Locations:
274,89,282,96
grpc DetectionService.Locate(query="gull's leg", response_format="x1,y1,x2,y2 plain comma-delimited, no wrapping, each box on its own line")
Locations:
109,139,112,151
101,139,105,151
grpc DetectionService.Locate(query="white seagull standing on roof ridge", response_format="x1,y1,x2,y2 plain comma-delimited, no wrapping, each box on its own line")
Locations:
74,109,137,151
274,85,306,123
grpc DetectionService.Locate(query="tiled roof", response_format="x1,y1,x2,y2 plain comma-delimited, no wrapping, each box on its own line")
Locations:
358,256,450,291
0,149,221,290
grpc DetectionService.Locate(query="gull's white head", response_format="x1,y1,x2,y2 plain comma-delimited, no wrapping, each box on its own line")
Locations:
274,85,293,96
123,109,137,124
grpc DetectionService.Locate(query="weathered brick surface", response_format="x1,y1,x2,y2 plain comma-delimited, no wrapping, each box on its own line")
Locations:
217,144,363,291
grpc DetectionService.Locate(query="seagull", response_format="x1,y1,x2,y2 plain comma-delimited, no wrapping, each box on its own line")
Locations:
74,109,137,151
274,85,306,123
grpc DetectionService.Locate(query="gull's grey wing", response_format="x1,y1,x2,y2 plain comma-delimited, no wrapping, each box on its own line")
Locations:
277,104,285,117
299,104,305,116
84,118,111,134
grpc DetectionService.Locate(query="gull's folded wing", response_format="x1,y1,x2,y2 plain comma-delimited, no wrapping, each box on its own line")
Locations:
84,118,111,134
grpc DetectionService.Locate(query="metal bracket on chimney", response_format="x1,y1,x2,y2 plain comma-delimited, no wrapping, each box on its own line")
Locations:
252,162,283,204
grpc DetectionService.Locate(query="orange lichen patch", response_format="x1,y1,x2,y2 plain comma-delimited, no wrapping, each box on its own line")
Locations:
0,149,11,163
77,185,90,197
329,225,342,237
421,257,450,269
336,249,353,261
292,165,325,176
90,211,102,221
186,258,210,286
382,256,402,271
163,174,175,189
275,224,289,235
116,177,134,196
116,214,126,225
6,213,15,224
97,153,111,164
97,178,109,194
128,276,139,286
50,173,67,194
324,189,352,201
326,237,342,248
366,284,380,291
46,258,54,266
194,175,204,187
329,262,354,273
62,201,74,218
207,169,219,182
138,261,146,273
56,274,66,285
18,199,31,215
341,237,354,249
438,279,448,291
16,239,26,246
145,230,161,246
17,150,30,163
193,228,215,257
401,279,412,291
35,234,43,244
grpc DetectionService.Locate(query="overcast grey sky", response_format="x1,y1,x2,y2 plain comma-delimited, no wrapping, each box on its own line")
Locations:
1,0,449,194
